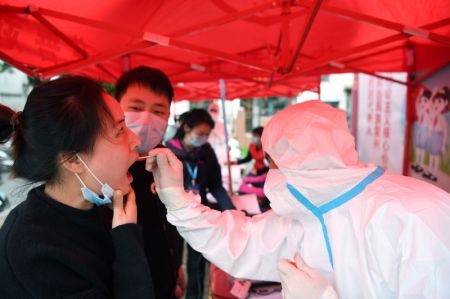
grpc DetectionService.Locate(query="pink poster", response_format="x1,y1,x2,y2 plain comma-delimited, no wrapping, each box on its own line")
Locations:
357,73,407,174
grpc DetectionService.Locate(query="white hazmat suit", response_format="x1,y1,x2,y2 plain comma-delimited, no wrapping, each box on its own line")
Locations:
150,100,450,299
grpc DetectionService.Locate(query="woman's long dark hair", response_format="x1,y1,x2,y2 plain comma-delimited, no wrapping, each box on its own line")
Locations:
174,108,215,140
1,76,113,183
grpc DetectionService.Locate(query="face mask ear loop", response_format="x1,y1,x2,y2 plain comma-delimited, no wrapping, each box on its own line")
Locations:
76,154,103,186
74,173,87,188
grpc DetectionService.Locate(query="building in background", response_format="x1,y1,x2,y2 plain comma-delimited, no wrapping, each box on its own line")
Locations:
320,73,354,125
0,62,32,111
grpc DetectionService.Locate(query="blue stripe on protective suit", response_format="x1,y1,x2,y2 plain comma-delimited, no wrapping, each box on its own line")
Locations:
287,166,385,269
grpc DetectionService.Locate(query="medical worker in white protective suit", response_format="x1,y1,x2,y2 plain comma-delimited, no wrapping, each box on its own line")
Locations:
148,100,450,299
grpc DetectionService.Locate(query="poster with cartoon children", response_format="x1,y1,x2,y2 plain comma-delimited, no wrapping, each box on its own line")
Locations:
409,65,450,192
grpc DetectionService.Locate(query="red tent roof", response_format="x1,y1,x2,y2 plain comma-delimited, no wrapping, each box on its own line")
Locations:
0,0,449,100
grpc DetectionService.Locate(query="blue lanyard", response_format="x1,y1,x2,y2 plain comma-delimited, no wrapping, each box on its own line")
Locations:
287,167,385,269
185,162,198,185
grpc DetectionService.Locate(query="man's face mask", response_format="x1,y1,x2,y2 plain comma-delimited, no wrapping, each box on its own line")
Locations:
124,111,168,154
75,154,114,206
189,134,208,147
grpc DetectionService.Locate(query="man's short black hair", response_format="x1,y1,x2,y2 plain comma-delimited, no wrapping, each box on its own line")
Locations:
115,66,173,103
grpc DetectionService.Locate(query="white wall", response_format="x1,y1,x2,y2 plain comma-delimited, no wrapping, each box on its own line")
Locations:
320,73,354,111
0,67,29,111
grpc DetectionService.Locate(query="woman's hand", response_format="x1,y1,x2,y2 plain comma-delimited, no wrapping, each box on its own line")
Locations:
112,188,137,228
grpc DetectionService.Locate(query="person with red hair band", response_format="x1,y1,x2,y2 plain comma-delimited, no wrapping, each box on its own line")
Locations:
227,126,268,176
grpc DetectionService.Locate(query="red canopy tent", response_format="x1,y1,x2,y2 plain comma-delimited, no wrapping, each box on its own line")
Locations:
1,0,449,101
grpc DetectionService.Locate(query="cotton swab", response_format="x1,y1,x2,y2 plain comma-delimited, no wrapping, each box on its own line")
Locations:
136,155,156,161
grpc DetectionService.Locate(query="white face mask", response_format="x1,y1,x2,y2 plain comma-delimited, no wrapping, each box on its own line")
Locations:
124,111,168,154
264,169,292,215
188,134,208,147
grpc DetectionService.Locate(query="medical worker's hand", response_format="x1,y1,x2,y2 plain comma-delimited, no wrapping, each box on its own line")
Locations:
146,148,184,190
112,189,137,228
147,148,191,210
278,253,338,299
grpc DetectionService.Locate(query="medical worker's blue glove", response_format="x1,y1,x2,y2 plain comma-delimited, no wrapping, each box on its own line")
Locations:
278,253,338,299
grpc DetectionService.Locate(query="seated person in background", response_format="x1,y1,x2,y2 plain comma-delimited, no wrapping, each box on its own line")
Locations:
0,77,154,298
238,172,267,198
150,100,450,299
227,126,268,176
238,172,271,212
166,108,235,299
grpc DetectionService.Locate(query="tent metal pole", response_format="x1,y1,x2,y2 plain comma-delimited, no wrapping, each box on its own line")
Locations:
276,18,450,82
351,74,359,143
318,82,321,100
38,7,138,36
279,0,292,70
29,8,88,59
343,45,403,64
285,0,324,73
36,2,274,38
39,41,151,78
0,50,37,78
282,34,405,80
96,64,117,82
34,1,275,77
413,60,450,85
162,54,306,91
144,33,273,73
219,79,234,195
401,43,416,176
0,5,23,13
295,3,450,46
121,55,131,73
169,1,276,37
329,62,410,86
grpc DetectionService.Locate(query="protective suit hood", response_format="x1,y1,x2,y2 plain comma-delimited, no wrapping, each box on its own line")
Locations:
261,100,376,220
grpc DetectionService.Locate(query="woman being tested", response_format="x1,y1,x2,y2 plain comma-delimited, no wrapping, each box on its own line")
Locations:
0,76,154,298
